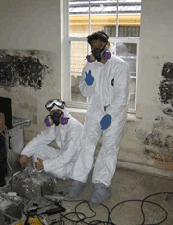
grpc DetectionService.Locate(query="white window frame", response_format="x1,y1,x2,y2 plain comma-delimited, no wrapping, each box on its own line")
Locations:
61,0,140,114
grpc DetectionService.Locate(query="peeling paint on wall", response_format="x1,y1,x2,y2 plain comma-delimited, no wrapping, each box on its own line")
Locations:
137,63,173,165
144,116,173,149
136,113,173,172
138,61,173,171
0,50,49,90
154,155,173,171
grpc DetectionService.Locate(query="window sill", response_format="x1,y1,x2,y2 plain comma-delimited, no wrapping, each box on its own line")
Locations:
67,107,141,122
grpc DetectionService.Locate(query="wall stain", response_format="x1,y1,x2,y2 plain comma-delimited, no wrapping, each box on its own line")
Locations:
158,62,173,108
152,55,159,60
18,102,37,124
0,51,49,90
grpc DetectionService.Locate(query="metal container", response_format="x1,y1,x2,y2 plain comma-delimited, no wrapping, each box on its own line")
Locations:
5,116,31,175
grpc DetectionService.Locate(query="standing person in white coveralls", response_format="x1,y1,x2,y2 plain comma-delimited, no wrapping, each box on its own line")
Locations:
19,99,83,179
67,31,130,204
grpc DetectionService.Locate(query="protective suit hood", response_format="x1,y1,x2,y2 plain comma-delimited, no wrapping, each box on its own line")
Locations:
51,105,70,119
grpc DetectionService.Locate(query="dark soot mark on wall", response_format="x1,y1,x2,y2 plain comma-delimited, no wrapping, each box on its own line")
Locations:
0,54,48,90
159,62,173,106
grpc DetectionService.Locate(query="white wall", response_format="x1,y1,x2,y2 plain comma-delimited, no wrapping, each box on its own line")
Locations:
118,0,173,178
0,0,61,51
0,0,61,141
137,0,173,117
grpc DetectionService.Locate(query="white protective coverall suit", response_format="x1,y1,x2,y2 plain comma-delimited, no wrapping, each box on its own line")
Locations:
21,107,83,179
69,55,130,187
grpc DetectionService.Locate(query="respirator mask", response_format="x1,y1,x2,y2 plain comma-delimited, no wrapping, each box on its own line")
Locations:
44,99,69,126
86,42,111,63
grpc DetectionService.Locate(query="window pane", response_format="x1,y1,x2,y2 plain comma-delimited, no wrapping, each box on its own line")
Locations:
111,42,137,76
105,25,140,37
71,73,87,102
70,41,87,72
70,41,87,102
110,41,137,110
69,1,142,37
129,78,136,109
90,0,118,34
69,1,89,37
118,26,140,37
117,0,141,37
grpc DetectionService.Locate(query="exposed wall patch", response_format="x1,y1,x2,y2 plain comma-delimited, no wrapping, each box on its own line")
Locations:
159,62,173,107
0,50,49,90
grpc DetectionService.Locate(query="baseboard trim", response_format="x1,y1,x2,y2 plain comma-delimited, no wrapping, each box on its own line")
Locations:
117,160,173,180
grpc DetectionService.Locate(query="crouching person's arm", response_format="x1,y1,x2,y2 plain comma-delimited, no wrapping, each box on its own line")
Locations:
35,158,44,171
19,126,56,168
19,155,28,168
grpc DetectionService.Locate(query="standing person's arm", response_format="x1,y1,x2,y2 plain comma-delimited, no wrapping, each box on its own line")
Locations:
79,64,96,97
106,62,130,119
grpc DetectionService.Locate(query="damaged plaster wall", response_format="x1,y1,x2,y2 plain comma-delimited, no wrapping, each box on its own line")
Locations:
0,50,49,90
0,0,61,143
137,0,173,118
118,0,173,178
0,49,59,142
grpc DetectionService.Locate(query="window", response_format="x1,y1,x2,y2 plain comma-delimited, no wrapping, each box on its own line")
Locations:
61,0,142,113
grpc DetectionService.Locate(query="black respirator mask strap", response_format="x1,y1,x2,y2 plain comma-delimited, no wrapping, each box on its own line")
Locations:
101,42,108,51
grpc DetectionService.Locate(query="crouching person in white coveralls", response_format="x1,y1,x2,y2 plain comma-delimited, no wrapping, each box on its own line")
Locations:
19,99,83,180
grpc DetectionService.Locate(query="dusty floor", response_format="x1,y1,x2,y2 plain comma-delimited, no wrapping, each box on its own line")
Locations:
54,167,173,225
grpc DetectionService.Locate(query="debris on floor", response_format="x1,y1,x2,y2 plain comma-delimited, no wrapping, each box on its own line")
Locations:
6,167,58,198
0,167,62,224
0,191,23,223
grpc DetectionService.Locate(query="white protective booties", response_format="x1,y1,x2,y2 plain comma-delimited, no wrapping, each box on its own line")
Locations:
90,183,111,204
66,180,86,200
